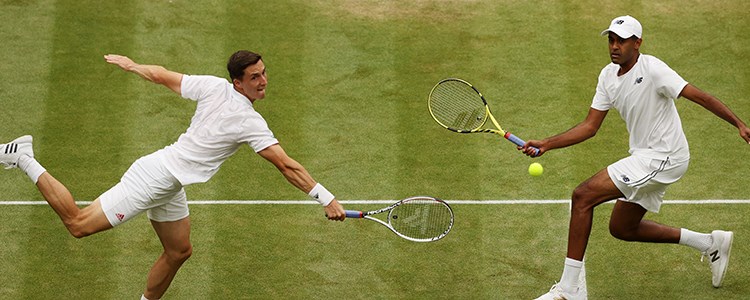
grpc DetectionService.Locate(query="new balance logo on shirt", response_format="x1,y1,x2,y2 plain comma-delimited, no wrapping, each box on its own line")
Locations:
635,77,643,84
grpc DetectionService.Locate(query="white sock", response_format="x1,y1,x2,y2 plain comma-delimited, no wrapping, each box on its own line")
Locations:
141,295,159,300
17,155,46,184
679,228,712,252
559,257,583,292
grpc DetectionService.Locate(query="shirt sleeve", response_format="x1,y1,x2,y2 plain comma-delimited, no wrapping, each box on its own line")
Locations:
651,58,688,100
180,75,227,102
239,112,279,153
590,66,612,111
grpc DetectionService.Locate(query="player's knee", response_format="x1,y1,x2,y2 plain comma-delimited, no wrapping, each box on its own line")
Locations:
64,214,108,239
65,221,94,239
570,187,596,212
166,244,193,264
609,222,636,241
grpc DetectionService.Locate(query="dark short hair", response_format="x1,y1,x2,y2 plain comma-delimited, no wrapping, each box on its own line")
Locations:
227,50,262,81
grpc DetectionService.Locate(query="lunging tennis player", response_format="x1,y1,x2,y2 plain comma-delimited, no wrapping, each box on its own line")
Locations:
0,50,346,300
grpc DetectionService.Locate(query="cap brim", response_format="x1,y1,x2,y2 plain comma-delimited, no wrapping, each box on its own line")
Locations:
601,28,636,39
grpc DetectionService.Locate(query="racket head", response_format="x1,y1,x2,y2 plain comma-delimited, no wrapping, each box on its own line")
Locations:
428,78,489,133
386,196,454,242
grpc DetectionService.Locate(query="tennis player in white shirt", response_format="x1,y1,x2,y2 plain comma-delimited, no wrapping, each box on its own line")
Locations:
0,50,346,300
524,16,750,300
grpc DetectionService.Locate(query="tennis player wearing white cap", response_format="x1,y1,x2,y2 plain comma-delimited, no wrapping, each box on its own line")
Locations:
526,15,750,300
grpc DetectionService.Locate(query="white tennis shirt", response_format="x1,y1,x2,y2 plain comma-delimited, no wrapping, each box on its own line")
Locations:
160,75,279,185
591,54,690,162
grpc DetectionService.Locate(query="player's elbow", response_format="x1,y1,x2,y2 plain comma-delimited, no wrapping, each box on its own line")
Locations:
149,66,171,84
581,124,599,140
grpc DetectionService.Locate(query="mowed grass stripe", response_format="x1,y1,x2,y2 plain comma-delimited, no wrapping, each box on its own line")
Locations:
121,1,236,298
24,1,139,298
0,0,57,297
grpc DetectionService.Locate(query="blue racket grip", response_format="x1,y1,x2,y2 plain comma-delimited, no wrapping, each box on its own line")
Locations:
504,132,540,157
345,210,364,218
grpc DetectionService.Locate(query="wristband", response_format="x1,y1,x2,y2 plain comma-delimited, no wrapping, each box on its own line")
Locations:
308,183,335,206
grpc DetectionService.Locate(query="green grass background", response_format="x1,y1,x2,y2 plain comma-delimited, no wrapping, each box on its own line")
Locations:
1,0,748,299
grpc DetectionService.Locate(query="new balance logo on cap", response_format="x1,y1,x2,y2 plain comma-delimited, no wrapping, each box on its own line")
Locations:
615,20,625,25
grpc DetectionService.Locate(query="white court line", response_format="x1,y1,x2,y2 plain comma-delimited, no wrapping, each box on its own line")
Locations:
0,199,749,205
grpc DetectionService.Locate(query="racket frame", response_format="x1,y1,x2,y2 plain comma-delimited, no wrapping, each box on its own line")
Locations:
345,196,454,243
428,78,539,155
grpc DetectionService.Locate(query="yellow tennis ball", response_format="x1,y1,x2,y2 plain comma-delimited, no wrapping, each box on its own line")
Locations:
528,162,543,176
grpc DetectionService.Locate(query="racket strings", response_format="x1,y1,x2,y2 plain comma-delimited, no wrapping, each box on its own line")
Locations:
429,80,487,131
389,200,453,240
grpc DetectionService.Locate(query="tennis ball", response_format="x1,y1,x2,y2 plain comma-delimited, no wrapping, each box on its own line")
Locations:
528,162,543,176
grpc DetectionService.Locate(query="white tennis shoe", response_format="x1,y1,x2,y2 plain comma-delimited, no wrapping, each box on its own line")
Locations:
534,283,587,300
0,135,33,169
703,230,733,288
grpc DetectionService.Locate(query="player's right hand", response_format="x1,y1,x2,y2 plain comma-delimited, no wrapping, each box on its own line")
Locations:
521,140,546,157
324,199,346,221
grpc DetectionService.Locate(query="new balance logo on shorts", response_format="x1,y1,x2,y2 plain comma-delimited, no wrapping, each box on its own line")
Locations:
116,213,125,221
709,250,720,263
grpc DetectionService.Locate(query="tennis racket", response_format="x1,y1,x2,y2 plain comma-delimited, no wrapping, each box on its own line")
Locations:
428,78,539,156
344,196,454,243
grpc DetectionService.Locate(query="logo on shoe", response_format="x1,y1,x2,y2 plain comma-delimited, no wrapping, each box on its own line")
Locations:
4,143,18,154
709,250,720,263
116,213,125,221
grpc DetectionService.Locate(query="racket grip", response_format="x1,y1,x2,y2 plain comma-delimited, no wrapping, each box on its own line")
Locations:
345,210,364,218
504,132,540,157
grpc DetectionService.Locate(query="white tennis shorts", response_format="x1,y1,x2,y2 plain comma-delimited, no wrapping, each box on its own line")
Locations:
99,151,189,227
607,155,689,213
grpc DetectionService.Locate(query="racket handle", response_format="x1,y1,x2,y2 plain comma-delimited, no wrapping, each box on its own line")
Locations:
504,132,540,157
345,210,364,218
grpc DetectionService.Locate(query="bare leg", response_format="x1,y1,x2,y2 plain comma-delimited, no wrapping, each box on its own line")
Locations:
144,217,192,299
35,172,112,238
609,200,680,243
567,169,625,260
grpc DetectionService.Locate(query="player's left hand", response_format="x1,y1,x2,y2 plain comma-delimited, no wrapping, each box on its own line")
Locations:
104,54,136,71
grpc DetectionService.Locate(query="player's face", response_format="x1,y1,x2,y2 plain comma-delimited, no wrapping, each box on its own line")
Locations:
235,60,267,102
608,32,641,67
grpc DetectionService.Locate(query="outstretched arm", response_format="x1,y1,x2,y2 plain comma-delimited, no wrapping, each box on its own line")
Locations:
521,108,609,156
104,54,183,95
680,84,750,144
257,144,346,221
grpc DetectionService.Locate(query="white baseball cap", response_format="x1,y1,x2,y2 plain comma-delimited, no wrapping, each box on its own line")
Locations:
601,15,642,39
